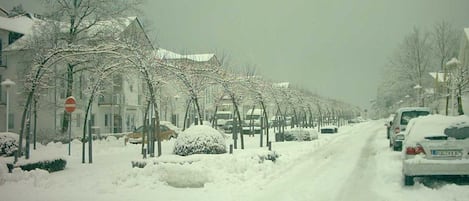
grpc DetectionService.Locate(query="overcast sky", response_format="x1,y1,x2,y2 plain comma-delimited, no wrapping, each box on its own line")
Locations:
3,0,469,109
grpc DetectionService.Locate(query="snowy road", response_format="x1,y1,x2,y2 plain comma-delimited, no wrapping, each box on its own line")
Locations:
2,120,469,201
246,122,386,201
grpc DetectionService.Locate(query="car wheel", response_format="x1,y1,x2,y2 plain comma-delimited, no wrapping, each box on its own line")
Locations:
404,175,414,186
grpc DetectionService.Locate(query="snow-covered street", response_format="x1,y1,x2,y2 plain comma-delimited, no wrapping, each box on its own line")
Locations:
2,120,469,201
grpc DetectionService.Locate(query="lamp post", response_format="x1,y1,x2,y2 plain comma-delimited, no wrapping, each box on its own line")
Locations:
446,58,461,115
1,78,16,132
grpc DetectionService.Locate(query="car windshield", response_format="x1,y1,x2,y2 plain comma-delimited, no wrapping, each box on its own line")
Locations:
216,113,232,119
400,111,430,125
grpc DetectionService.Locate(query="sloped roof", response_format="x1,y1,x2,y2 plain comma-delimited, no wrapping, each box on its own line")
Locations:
0,14,37,34
156,48,215,62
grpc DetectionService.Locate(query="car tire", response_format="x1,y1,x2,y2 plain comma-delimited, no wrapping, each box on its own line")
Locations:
404,175,414,186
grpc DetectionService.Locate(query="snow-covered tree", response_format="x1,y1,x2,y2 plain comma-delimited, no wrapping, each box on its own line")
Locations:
42,0,141,134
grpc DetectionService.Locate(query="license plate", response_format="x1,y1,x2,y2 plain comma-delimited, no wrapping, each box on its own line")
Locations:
431,150,462,157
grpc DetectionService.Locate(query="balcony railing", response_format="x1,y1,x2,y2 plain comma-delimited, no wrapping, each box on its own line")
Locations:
98,94,123,105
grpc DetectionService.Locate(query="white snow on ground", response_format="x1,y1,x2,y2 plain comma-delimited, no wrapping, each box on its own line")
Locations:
1,120,469,201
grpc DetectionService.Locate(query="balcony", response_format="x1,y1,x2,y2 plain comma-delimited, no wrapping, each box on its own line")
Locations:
98,94,124,106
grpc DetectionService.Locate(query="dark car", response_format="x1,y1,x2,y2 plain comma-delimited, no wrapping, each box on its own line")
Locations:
223,120,234,133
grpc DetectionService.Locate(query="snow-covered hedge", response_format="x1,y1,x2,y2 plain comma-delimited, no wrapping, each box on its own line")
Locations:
284,128,319,141
173,125,227,156
7,158,67,173
0,132,19,157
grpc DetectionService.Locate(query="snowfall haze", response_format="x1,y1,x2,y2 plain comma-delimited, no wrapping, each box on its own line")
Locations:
3,0,469,109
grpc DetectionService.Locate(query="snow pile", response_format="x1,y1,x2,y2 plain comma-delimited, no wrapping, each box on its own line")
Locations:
173,125,226,156
0,132,19,156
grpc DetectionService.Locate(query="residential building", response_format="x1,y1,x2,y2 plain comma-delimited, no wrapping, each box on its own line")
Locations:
0,13,151,140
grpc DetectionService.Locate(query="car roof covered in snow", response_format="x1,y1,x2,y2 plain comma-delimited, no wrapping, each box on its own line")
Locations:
404,115,469,146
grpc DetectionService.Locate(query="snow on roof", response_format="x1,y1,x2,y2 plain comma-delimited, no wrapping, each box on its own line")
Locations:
446,57,461,67
156,48,215,62
429,72,445,82
0,15,37,34
272,82,290,88
4,16,138,51
395,107,431,113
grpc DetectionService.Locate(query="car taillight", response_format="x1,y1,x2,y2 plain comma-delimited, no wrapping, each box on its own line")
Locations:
406,144,425,155
394,127,400,134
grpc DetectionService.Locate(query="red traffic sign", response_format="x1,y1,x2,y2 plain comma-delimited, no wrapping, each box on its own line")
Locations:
65,96,76,113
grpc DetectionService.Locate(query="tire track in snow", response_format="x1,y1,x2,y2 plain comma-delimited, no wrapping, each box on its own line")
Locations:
335,124,384,201
246,121,385,201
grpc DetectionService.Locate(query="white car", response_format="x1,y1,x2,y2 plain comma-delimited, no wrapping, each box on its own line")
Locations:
390,107,431,151
402,115,469,186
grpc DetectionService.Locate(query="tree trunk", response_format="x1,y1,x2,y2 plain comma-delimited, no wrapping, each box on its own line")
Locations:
260,101,269,147
183,98,192,131
193,96,204,125
62,64,75,134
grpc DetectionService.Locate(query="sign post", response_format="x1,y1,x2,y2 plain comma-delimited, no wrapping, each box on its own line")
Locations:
65,96,76,156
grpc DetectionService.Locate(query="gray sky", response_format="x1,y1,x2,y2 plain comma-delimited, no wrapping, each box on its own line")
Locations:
3,0,469,109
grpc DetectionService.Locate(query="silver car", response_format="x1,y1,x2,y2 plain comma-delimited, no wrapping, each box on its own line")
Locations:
402,115,469,186
389,107,431,151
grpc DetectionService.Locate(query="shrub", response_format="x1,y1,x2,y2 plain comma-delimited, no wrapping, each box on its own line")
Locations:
7,158,67,173
0,132,19,157
173,125,227,156
258,151,280,163
284,128,318,141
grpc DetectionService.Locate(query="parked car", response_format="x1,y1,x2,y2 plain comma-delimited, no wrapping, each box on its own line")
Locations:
222,120,234,133
402,115,469,186
242,122,261,135
389,107,431,151
320,125,338,134
125,124,177,144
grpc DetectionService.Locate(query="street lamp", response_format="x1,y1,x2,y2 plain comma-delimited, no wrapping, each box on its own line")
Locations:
1,78,16,132
446,58,461,115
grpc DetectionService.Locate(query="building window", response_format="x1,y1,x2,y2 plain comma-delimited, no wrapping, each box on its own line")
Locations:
76,113,81,127
8,113,14,129
0,75,3,102
104,114,109,127
90,114,95,127
0,38,2,65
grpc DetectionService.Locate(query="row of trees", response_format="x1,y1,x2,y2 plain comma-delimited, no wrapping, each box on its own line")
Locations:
11,0,359,162
373,21,468,118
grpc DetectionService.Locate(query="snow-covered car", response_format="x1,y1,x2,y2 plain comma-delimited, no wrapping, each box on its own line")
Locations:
320,125,338,134
402,115,469,186
389,107,431,151
125,124,177,144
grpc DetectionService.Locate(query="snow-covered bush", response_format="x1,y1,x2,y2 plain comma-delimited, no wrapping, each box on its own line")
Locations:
284,128,318,141
258,151,280,163
7,158,67,173
0,132,19,157
173,125,226,156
